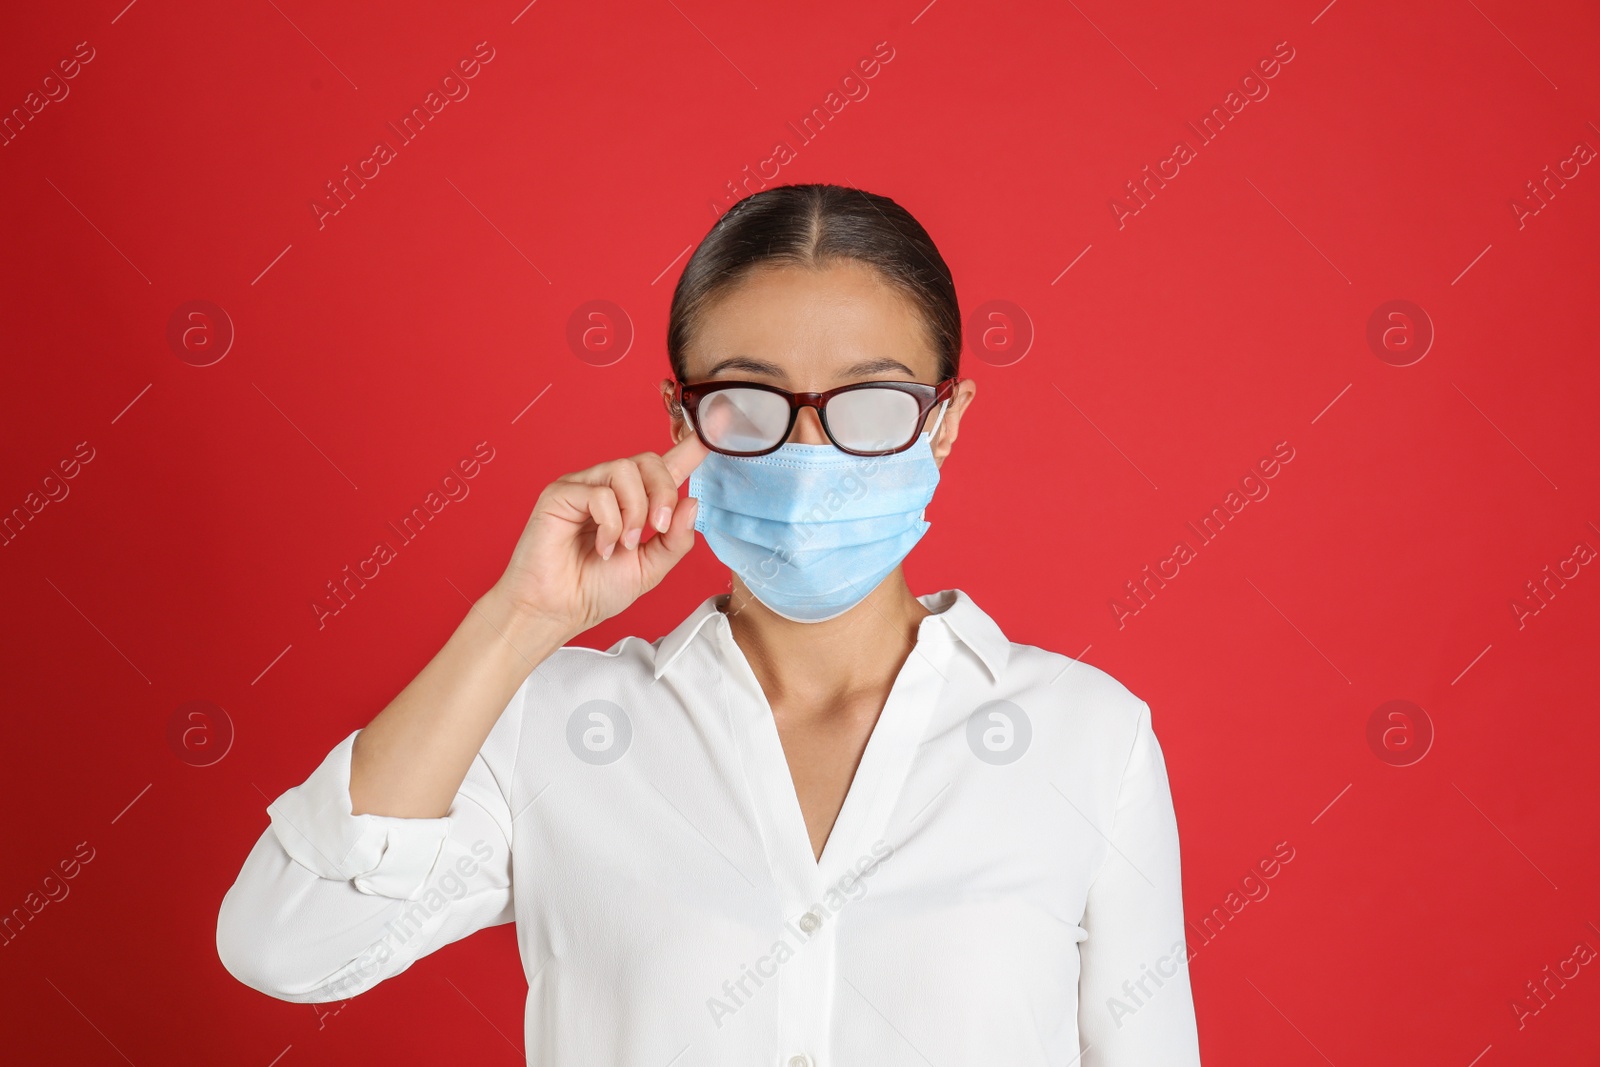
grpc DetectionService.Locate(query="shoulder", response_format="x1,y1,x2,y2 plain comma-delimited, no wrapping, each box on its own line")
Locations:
940,589,1149,742
493,636,666,781
1002,641,1153,775
514,635,660,696
1007,642,1150,725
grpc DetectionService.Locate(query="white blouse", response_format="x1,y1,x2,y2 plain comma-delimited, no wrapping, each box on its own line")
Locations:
217,588,1201,1065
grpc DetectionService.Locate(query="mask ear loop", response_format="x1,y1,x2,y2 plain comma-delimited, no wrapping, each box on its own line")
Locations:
917,397,952,524
670,390,696,442
928,397,951,442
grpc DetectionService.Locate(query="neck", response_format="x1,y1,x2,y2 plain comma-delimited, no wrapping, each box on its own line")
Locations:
720,569,931,706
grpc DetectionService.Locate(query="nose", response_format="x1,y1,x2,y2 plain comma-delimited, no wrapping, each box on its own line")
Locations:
788,402,830,446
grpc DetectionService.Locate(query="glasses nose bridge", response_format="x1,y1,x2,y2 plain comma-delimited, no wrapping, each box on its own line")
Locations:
791,391,829,416
783,390,830,445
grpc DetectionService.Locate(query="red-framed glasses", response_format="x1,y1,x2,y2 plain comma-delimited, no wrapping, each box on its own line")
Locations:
673,377,960,457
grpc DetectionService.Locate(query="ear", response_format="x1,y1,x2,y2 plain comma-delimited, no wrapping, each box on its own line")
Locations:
660,378,689,442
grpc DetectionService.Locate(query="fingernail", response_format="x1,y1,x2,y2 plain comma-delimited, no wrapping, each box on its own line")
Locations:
654,506,671,533
622,528,640,550
601,541,614,560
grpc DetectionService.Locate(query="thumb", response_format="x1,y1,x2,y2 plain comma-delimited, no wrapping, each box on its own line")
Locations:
637,496,700,588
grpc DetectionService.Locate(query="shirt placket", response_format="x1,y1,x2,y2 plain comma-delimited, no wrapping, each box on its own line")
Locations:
713,615,955,1067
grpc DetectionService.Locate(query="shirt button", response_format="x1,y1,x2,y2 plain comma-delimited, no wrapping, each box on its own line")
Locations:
787,1056,812,1067
797,911,822,933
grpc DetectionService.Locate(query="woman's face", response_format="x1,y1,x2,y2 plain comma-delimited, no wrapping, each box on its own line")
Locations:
660,259,976,466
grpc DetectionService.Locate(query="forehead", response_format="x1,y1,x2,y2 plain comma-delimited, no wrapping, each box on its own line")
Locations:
683,259,940,382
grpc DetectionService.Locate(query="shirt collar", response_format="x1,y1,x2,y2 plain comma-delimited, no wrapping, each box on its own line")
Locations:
651,588,1010,683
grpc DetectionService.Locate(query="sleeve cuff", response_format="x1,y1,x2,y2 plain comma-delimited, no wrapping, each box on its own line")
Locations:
266,730,451,901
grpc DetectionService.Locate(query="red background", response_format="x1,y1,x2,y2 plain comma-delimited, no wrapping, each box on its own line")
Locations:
3,0,1598,1063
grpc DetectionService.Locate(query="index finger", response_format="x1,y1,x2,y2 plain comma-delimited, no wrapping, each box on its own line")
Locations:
660,431,710,488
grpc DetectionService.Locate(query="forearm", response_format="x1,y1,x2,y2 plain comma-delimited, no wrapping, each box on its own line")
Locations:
349,583,569,819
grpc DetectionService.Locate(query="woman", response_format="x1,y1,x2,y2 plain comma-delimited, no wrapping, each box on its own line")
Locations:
217,183,1202,1065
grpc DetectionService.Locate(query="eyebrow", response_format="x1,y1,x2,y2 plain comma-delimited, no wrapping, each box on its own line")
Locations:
702,355,921,379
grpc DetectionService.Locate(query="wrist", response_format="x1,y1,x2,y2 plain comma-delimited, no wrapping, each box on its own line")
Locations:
476,583,574,652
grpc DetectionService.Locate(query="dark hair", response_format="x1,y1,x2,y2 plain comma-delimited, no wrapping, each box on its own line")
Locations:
667,183,960,384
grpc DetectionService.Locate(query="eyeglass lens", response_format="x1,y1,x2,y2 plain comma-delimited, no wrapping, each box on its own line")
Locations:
696,386,923,453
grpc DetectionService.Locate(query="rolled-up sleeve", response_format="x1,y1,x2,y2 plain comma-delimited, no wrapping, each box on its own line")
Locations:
1077,700,1202,1064
216,682,525,1004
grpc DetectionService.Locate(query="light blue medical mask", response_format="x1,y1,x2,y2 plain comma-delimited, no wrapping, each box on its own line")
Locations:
688,400,950,623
